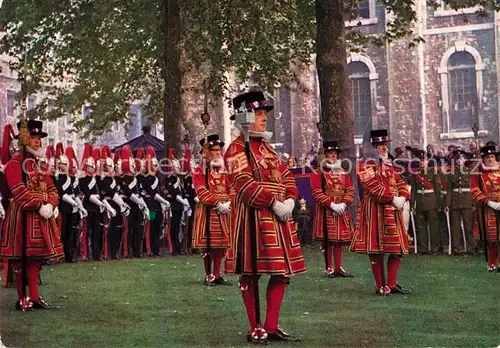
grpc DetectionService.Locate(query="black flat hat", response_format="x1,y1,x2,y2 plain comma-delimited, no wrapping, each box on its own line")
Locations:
370,129,391,144
323,140,341,152
14,119,48,139
480,145,499,158
199,134,225,154
230,91,274,121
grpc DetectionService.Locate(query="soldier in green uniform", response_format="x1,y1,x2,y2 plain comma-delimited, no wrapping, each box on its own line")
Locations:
445,150,476,254
410,151,442,254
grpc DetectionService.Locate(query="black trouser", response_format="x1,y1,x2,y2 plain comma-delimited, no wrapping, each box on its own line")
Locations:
128,208,145,257
150,210,163,256
62,211,79,262
108,214,123,259
87,211,103,261
170,210,183,255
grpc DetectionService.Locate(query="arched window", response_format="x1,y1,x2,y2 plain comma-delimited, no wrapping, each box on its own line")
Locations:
448,51,477,132
348,61,373,137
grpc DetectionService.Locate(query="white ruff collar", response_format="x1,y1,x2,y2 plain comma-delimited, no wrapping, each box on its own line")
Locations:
481,162,499,171
26,146,45,159
325,160,342,170
235,123,273,141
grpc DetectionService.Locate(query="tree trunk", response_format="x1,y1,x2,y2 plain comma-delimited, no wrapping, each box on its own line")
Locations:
163,0,182,158
316,0,358,222
315,0,354,159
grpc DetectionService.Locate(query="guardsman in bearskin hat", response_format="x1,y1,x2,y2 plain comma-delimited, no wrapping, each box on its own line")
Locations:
0,120,63,310
445,149,476,254
142,146,170,257
191,134,231,286
311,140,355,278
120,145,149,258
351,129,411,296
66,144,87,261
79,144,106,261
409,150,443,254
165,148,190,255
224,90,305,343
53,142,80,262
471,145,500,272
99,146,129,259
0,124,15,287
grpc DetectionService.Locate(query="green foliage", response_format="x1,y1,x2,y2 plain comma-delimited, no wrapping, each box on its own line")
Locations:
1,0,497,139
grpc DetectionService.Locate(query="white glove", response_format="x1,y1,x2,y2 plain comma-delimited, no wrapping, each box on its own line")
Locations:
216,201,231,215
487,201,500,211
161,202,170,212
79,206,88,218
121,203,130,216
0,204,5,219
283,198,295,214
194,196,200,204
154,193,170,209
329,202,342,215
39,203,54,219
272,201,290,222
62,194,78,207
89,194,105,211
392,196,406,210
103,200,117,218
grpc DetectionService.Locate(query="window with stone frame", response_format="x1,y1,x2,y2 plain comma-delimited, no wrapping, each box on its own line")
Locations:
348,61,372,137
345,0,377,26
6,90,15,116
447,51,477,132
28,95,36,110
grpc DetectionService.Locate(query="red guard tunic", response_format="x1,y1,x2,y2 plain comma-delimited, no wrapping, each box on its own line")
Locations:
0,153,63,261
471,168,500,242
224,136,306,276
311,167,355,242
350,159,410,254
191,165,231,251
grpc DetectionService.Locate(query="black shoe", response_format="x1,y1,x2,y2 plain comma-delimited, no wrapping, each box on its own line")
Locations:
31,297,58,309
390,283,411,295
267,328,300,342
333,269,354,278
214,276,231,285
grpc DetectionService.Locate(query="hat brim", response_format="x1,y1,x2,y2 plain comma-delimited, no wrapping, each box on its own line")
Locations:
199,141,225,154
13,131,48,139
230,105,274,121
371,139,392,144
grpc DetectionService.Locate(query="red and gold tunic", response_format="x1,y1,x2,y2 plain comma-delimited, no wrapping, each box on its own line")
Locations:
191,165,231,251
311,166,354,243
0,152,63,261
470,167,500,242
224,136,306,276
350,159,409,254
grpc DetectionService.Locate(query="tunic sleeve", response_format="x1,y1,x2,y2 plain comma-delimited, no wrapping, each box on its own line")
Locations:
471,173,488,204
45,174,60,207
281,167,298,200
193,166,217,206
4,160,44,211
342,173,355,205
310,171,333,208
396,174,409,201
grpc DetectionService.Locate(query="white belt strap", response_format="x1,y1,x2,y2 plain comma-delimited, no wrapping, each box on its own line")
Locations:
453,188,471,192
416,189,434,194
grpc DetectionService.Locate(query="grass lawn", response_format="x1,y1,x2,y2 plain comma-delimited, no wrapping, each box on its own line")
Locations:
1,246,499,348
